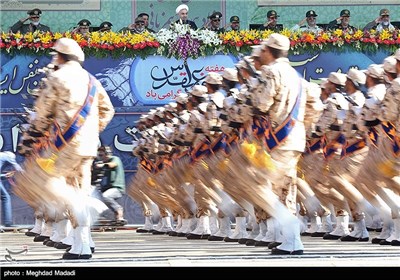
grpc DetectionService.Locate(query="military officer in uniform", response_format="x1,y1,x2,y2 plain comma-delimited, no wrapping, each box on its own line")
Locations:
10,8,51,34
363,9,395,32
99,21,113,32
203,12,225,33
227,16,240,31
72,19,92,36
138,12,156,33
327,9,357,33
259,10,283,32
291,10,322,33
119,17,146,34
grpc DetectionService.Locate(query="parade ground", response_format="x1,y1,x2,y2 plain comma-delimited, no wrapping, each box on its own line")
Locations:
0,225,399,268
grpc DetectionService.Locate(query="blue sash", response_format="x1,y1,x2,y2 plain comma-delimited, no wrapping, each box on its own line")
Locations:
367,126,379,148
140,157,156,174
190,137,211,163
322,134,346,159
381,121,400,157
254,76,303,152
306,137,323,154
54,73,97,150
340,138,367,159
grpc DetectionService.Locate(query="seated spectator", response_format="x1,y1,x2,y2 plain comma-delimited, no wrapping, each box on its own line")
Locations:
175,4,197,30
227,16,240,31
10,8,51,34
363,8,395,32
203,12,225,33
138,12,156,33
119,17,146,34
72,19,92,36
327,9,357,33
258,10,283,32
99,21,113,32
292,10,322,33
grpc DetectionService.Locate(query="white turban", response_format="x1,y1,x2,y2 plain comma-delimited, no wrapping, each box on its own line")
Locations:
176,4,189,14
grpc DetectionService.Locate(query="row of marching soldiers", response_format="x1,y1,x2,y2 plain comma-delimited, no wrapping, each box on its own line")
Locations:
128,35,400,255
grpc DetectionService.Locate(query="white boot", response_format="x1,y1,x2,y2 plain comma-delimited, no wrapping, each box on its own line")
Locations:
33,221,53,242
314,214,333,235
49,219,70,244
174,215,182,232
384,218,400,243
275,216,304,254
369,214,383,230
178,218,197,236
305,215,321,234
137,216,154,233
298,215,308,234
225,216,247,242
187,217,197,232
372,219,394,243
341,217,369,241
187,215,211,239
176,218,188,234
254,221,268,242
248,222,260,239
324,215,350,239
154,218,163,231
209,216,219,235
26,217,43,236
209,216,231,240
260,217,280,243
60,224,74,247
154,217,173,234
63,226,92,259
391,218,400,245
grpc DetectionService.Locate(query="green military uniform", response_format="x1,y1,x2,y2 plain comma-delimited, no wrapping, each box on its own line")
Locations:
10,8,50,34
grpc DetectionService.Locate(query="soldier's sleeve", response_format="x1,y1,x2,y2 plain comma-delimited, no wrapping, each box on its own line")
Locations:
39,24,51,32
379,87,398,122
10,20,24,33
30,75,60,134
315,102,336,135
96,80,115,132
363,20,377,32
257,66,278,112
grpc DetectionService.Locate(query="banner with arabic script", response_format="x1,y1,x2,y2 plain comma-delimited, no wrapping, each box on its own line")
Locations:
0,54,238,109
130,55,238,105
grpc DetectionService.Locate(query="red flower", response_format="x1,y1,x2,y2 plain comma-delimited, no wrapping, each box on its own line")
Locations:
235,41,243,47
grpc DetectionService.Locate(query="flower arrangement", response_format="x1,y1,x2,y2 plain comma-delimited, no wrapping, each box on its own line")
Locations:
1,27,399,59
156,23,222,60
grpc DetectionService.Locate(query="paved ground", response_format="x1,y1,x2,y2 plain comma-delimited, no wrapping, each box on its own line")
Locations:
0,226,399,267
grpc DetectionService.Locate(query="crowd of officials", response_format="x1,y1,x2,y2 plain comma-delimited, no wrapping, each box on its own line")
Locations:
9,5,399,36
